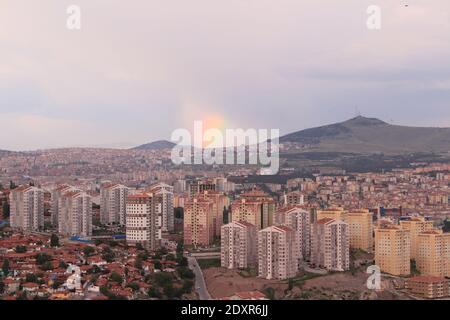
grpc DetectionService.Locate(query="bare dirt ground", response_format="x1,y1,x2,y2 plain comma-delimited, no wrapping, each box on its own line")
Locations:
203,267,288,299
203,267,411,300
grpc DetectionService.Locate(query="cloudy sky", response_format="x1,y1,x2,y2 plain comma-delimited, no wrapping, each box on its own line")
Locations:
1,0,450,150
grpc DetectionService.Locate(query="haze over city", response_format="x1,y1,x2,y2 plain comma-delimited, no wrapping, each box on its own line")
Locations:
1,0,450,150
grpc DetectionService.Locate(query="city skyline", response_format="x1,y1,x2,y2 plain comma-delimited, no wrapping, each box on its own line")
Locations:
1,1,450,150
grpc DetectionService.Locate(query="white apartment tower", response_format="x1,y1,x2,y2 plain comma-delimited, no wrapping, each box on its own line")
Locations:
148,183,174,233
258,225,299,280
221,221,257,269
9,185,44,231
100,183,129,225
51,185,78,229
126,192,159,251
311,218,350,271
276,206,311,262
58,191,92,237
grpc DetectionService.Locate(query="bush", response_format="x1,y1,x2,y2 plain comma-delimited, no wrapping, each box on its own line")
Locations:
177,267,194,279
15,245,27,253
35,253,52,265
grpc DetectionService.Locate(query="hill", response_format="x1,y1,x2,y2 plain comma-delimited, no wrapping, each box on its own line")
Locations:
280,116,450,154
132,140,176,150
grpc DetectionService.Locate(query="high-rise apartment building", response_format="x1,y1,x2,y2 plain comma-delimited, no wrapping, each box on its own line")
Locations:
58,191,92,237
400,216,433,260
258,225,299,280
416,230,450,277
51,185,78,229
374,224,411,276
231,190,276,230
126,192,159,251
198,190,230,238
276,206,311,261
184,197,214,247
316,207,348,222
347,209,374,252
311,218,350,271
9,185,44,231
100,183,129,225
221,221,257,269
148,183,174,233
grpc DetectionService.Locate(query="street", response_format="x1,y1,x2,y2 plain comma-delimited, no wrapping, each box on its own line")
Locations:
187,256,212,300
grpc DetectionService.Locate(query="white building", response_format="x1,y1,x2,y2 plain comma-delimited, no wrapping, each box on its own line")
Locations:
9,185,44,231
126,192,159,251
100,183,129,225
149,183,174,233
58,191,92,237
221,221,257,269
258,225,299,280
51,185,78,229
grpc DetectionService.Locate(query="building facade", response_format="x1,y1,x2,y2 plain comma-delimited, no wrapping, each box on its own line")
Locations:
9,186,44,231
221,221,257,269
100,183,129,225
311,218,350,271
258,225,299,280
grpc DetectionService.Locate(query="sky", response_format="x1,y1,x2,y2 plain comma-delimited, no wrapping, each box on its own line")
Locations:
0,0,450,151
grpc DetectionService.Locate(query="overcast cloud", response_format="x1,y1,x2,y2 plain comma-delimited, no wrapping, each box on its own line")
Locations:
0,0,449,150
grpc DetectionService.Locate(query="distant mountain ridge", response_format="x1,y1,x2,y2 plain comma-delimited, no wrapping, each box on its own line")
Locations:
132,140,176,150
280,116,450,154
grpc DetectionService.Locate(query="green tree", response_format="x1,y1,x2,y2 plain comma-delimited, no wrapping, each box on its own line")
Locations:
177,266,194,279
153,272,172,287
109,272,123,284
59,261,68,270
148,287,162,299
134,258,143,270
176,242,184,254
35,253,52,265
50,234,60,247
15,245,27,253
153,259,162,270
9,181,16,190
2,259,10,276
182,279,194,294
83,246,95,257
25,273,39,283
40,261,53,271
0,280,5,294
2,202,9,218
126,282,140,292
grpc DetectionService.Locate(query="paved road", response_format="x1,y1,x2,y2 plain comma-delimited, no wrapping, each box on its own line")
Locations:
187,256,212,300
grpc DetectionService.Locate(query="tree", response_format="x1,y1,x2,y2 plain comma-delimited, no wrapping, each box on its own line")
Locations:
26,273,39,283
148,287,162,299
59,261,68,270
176,242,184,254
2,202,9,218
35,253,52,265
153,272,172,287
9,181,16,190
0,280,5,294
109,272,123,284
50,234,60,247
177,266,194,279
153,259,162,270
134,258,143,270
135,243,144,251
126,282,140,292
15,245,27,253
182,279,194,294
2,259,10,276
40,261,53,271
165,254,176,261
83,246,95,257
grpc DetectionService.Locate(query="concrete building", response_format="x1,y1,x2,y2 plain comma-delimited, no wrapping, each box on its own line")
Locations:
58,191,92,237
100,183,129,225
374,224,411,276
184,197,214,247
316,207,348,222
126,192,159,251
199,190,230,238
417,230,450,277
148,183,174,233
221,221,257,269
258,225,299,280
347,209,374,252
400,216,433,260
406,276,450,299
9,185,44,231
276,206,311,261
311,218,350,271
50,185,78,229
